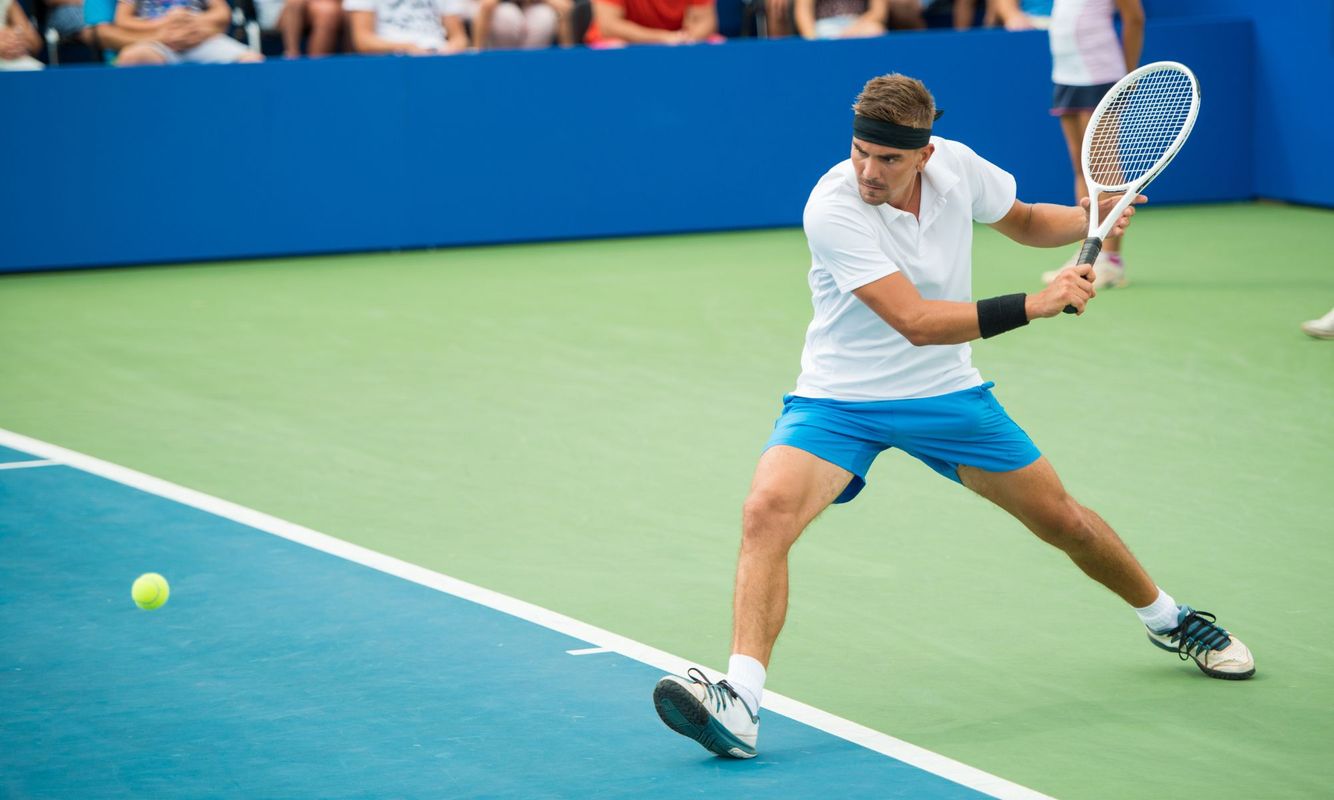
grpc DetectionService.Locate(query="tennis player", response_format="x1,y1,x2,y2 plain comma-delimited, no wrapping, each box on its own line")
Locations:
652,73,1255,761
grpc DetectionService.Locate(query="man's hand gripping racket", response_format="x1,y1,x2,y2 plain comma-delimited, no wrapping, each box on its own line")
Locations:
1059,61,1202,314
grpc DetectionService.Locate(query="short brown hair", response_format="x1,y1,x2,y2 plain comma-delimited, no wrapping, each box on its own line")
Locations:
853,74,937,129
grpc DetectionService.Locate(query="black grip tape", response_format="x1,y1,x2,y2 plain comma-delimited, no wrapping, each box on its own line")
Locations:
1076,236,1103,265
1063,236,1104,314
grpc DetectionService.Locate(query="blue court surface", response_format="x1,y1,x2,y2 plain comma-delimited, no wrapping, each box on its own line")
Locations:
0,437,1048,799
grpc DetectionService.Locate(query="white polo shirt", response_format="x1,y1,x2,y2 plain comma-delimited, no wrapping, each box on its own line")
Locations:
794,137,1017,401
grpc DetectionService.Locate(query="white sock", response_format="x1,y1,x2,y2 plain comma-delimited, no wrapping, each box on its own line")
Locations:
726,654,766,713
1135,588,1180,633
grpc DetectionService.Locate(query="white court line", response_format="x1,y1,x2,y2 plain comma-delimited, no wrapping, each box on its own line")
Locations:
0,459,58,471
566,646,613,656
0,426,1054,800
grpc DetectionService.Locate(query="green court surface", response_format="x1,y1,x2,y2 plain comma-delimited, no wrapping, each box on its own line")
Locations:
2,201,1331,798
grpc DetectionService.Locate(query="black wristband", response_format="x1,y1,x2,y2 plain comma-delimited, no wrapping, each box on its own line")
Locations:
977,293,1030,339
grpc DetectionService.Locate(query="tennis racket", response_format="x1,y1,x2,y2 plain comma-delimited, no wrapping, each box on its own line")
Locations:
1063,61,1201,313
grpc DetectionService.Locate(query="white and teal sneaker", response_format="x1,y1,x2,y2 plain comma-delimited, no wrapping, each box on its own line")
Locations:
1147,606,1255,680
653,668,759,759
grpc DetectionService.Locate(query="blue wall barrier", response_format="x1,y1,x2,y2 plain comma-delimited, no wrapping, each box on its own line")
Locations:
1145,1,1334,210
1,17,1252,272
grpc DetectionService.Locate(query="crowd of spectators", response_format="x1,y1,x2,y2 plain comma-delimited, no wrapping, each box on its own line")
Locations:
0,0,1056,68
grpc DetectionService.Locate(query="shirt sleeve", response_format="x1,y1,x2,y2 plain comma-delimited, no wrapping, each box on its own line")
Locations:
436,0,464,15
804,198,899,294
343,0,375,13
687,0,713,7
952,141,1018,224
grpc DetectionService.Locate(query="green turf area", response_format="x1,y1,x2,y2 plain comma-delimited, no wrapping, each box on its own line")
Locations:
2,202,1332,798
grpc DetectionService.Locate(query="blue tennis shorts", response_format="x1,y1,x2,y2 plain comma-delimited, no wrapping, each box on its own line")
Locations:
763,382,1041,504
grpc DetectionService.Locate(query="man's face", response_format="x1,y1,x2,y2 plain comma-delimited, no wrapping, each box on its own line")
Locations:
850,137,933,206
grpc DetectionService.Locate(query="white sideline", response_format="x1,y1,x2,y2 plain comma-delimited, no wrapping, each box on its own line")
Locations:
0,426,1055,800
0,458,57,470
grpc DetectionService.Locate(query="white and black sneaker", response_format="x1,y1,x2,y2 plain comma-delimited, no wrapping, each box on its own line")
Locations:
653,668,759,758
1147,605,1255,680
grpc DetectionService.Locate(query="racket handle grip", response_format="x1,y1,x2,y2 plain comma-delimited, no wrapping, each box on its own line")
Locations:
1076,236,1103,266
1063,236,1104,314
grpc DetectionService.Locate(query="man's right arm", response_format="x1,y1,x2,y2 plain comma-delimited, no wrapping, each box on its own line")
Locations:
806,199,1095,345
852,269,1097,347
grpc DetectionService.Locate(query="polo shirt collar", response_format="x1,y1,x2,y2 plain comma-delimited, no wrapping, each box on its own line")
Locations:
873,146,960,230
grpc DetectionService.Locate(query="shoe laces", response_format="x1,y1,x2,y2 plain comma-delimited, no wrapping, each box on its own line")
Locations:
1164,608,1232,661
686,668,755,719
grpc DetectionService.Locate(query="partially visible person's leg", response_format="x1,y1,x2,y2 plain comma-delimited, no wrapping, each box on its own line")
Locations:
115,41,171,66
1058,111,1091,208
520,1,556,48
540,0,572,45
764,0,790,36
732,445,855,666
492,1,524,46
471,0,498,48
1047,109,1126,287
278,0,307,57
305,0,342,55
960,457,1254,679
478,0,523,47
960,457,1156,605
183,34,264,62
655,444,855,759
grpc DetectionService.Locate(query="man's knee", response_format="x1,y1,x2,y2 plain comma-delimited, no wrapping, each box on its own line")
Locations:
741,489,806,548
1034,495,1097,550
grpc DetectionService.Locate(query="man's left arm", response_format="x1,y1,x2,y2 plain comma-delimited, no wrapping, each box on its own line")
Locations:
988,195,1146,249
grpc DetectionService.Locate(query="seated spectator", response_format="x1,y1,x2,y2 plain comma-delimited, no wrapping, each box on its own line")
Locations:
585,0,719,46
0,0,43,69
346,0,467,53
794,0,886,39
65,0,160,61
113,0,264,65
472,0,571,49
272,0,343,57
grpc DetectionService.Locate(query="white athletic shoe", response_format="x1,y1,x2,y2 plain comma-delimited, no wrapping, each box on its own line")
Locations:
653,668,759,758
1300,308,1334,340
1041,252,1128,289
1147,606,1255,680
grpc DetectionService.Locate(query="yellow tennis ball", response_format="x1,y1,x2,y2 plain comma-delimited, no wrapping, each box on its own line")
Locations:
132,573,170,610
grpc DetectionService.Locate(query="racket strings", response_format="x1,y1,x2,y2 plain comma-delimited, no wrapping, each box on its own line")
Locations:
1087,68,1196,187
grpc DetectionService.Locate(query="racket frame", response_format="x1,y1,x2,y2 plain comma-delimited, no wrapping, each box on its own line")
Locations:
1064,60,1201,311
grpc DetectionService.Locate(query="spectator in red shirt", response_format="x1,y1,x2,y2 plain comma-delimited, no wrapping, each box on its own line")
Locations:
586,0,718,45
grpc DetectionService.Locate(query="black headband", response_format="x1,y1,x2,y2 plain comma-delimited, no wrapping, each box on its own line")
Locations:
852,109,945,150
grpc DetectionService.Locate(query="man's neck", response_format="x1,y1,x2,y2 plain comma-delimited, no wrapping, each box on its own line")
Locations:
887,173,923,219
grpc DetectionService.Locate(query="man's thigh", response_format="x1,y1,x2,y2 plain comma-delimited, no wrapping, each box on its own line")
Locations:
749,445,855,529
958,456,1075,528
